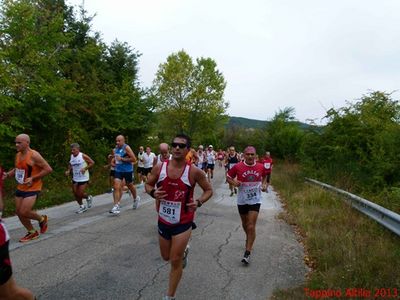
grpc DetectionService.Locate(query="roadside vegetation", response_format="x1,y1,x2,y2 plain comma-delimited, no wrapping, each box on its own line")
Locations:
271,162,400,299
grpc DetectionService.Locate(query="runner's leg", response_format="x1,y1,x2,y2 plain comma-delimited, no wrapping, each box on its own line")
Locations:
242,211,259,252
15,196,41,231
113,179,122,205
72,183,83,205
166,229,192,297
0,276,35,300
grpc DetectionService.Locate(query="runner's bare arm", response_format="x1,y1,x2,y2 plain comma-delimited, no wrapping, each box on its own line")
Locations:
65,164,72,176
2,169,15,179
30,151,53,180
261,174,268,191
187,167,212,209
124,146,137,163
145,163,167,201
82,153,95,173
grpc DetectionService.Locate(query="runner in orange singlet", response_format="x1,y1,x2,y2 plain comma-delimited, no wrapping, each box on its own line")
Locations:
3,134,52,242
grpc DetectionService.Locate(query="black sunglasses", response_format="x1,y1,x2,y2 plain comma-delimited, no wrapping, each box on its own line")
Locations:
171,142,187,149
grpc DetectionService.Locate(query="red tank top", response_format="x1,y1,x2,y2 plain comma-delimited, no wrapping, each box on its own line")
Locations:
156,161,195,225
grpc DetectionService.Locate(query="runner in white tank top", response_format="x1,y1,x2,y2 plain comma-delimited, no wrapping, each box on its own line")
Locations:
65,143,94,214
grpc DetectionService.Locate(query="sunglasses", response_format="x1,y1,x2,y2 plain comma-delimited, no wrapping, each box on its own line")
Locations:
171,142,187,149
245,153,255,156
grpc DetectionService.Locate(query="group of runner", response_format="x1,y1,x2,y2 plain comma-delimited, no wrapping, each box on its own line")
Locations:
0,132,274,300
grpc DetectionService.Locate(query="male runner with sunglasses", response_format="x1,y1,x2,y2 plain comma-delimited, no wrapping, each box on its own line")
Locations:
226,146,268,265
145,134,212,300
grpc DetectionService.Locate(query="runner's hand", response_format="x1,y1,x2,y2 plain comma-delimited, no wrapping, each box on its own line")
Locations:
153,187,167,200
234,180,242,187
23,177,33,186
186,200,199,211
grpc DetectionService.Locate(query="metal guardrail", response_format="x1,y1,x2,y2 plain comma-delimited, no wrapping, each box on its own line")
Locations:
305,178,400,236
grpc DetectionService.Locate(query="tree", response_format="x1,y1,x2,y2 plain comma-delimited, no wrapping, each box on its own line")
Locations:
265,107,304,161
301,91,400,192
152,50,228,143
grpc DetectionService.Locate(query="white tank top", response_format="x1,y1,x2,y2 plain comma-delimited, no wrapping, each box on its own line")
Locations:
70,152,89,182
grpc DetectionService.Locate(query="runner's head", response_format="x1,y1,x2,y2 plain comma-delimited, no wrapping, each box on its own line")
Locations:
70,143,80,156
139,146,144,152
159,143,170,159
198,145,204,151
171,134,191,160
229,146,235,153
115,135,125,148
244,146,256,165
15,133,30,152
265,151,270,158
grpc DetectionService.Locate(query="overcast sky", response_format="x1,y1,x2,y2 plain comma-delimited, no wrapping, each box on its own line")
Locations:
67,0,400,124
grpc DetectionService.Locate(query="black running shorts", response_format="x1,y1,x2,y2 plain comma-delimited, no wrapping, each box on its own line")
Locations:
238,203,261,215
158,221,197,240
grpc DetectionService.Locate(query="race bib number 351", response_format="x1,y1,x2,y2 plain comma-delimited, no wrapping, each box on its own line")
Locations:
159,200,181,224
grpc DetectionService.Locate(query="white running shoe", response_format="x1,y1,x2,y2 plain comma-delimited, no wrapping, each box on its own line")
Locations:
241,251,250,265
109,204,120,214
87,195,93,208
182,244,190,269
132,196,140,210
76,205,88,214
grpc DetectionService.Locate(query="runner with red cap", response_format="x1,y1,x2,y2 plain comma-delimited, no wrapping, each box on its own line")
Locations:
226,145,268,265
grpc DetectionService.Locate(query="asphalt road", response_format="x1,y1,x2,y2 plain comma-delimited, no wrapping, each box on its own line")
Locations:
4,166,307,300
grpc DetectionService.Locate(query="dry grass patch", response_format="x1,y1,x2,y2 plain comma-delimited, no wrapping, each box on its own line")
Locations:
271,162,400,299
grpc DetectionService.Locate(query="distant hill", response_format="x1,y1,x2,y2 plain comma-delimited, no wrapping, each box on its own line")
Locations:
227,116,321,131
227,116,268,129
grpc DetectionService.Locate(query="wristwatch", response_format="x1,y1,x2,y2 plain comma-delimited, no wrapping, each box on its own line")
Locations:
196,200,203,207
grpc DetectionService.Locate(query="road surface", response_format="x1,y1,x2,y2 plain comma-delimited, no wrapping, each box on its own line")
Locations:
4,166,307,300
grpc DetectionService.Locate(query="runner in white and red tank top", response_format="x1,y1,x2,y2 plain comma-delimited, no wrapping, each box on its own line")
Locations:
226,146,268,266
145,134,212,300
0,166,36,299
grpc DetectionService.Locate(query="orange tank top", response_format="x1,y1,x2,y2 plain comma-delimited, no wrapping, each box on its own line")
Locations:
15,149,42,191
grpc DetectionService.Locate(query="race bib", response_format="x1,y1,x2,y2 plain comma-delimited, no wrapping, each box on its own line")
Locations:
15,168,25,184
159,200,181,224
238,182,262,205
264,163,271,169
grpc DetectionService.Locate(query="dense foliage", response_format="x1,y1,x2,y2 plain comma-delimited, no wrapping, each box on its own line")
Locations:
0,0,154,171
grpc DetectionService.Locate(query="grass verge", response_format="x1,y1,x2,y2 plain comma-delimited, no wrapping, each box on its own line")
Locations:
271,162,400,300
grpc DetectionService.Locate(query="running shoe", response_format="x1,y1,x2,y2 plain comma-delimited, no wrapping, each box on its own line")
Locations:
230,191,234,197
39,215,48,234
241,251,250,265
234,187,238,194
76,205,88,214
19,231,39,243
182,244,190,269
87,195,93,208
132,196,140,210
109,204,120,214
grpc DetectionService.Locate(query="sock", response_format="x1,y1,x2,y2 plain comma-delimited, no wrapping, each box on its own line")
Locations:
244,250,251,256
